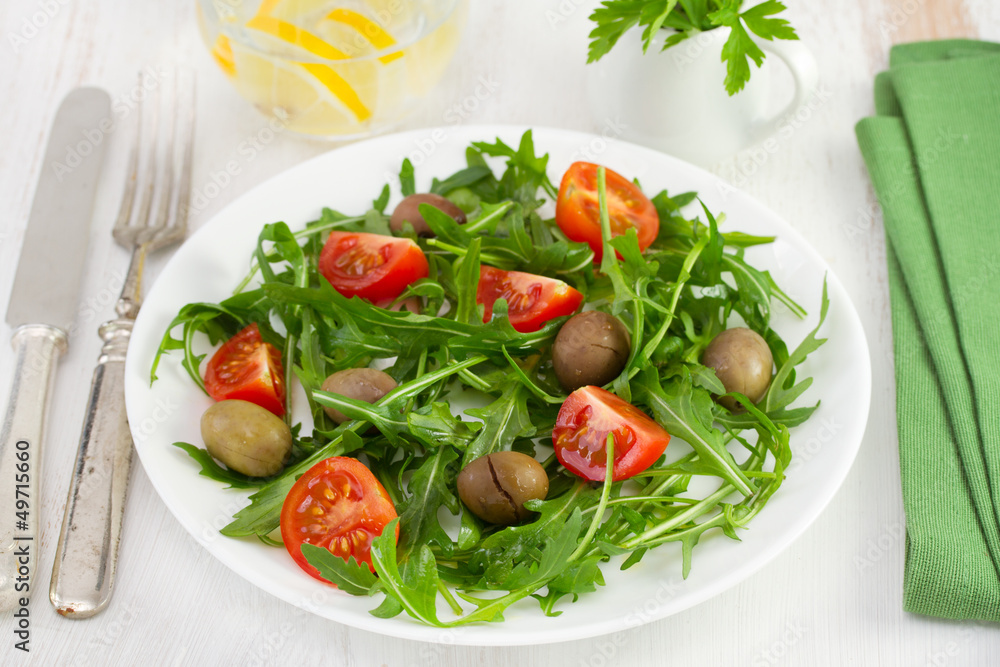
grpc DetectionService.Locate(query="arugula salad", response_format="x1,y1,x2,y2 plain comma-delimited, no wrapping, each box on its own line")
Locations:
151,130,828,627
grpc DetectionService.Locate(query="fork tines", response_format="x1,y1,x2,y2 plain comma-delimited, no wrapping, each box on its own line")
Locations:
113,67,196,252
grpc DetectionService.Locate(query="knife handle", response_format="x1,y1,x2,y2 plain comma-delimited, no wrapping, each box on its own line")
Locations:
49,318,133,618
0,324,67,611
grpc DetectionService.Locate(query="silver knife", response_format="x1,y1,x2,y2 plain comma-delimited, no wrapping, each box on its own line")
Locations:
0,87,111,611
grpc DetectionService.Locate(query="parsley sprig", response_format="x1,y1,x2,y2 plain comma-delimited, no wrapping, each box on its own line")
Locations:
587,0,799,95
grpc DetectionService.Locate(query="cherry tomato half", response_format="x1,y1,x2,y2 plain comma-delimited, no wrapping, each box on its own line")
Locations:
280,457,398,581
555,162,659,262
318,231,429,301
476,265,584,333
552,386,670,482
204,323,286,416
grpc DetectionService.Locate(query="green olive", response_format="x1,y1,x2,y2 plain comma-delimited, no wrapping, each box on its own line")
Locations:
457,451,549,525
552,311,631,392
389,193,466,237
320,368,397,423
702,327,774,410
200,400,292,477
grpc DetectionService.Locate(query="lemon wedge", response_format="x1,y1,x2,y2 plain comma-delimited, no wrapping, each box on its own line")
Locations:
255,0,283,17
211,34,236,78
246,16,350,60
208,0,426,136
244,14,376,122
320,8,402,64
229,42,364,134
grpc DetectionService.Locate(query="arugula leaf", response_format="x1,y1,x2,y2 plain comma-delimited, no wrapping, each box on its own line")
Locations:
372,184,390,213
536,555,604,613
636,366,754,496
407,402,481,449
150,302,240,389
396,447,460,561
369,519,444,626
763,277,829,412
457,506,482,551
260,281,550,363
301,544,377,596
430,165,492,196
220,425,363,537
313,354,490,446
471,130,556,202
454,237,483,326
171,442,267,489
502,509,584,589
472,483,593,587
716,404,818,429
462,201,515,235
723,253,772,330
399,158,415,197
461,379,536,466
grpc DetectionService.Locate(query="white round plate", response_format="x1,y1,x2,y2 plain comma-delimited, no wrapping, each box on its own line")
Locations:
124,125,871,646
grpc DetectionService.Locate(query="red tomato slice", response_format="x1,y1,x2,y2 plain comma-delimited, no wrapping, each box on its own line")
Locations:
280,457,398,581
555,161,659,262
318,231,429,301
203,323,285,416
552,386,670,482
476,265,584,333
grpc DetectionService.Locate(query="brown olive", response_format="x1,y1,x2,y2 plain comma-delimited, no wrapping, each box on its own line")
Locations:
389,193,467,236
200,399,292,477
702,327,774,411
320,368,397,423
457,451,549,525
552,311,631,392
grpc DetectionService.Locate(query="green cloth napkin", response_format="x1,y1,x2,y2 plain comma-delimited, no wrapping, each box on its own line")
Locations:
856,40,1000,622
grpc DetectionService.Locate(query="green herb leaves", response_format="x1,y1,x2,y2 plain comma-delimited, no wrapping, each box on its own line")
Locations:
709,0,797,95
587,0,799,95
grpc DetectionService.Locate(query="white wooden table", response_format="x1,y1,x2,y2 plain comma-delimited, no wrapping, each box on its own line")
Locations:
2,1,999,664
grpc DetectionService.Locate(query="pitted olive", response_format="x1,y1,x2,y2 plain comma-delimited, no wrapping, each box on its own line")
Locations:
552,311,631,392
320,368,398,423
457,451,549,525
702,327,774,410
390,193,467,236
201,399,292,477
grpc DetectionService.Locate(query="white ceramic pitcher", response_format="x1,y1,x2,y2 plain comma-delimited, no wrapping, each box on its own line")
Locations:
586,26,819,166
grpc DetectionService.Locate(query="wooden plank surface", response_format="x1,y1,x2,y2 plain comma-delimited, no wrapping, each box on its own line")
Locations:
0,1,998,665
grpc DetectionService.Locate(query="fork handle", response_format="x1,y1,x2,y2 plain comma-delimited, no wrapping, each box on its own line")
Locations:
50,318,134,618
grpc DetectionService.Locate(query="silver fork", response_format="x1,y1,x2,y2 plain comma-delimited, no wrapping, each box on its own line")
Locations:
49,68,196,618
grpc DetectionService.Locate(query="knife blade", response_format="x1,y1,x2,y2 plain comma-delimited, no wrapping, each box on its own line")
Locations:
0,87,111,611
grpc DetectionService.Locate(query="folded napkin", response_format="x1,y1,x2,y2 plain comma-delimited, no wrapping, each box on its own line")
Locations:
856,40,1000,623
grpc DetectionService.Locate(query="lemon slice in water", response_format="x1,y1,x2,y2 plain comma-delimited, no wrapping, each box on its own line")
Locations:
211,35,237,78
318,8,402,63
244,14,377,124
216,0,414,136
229,42,364,135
